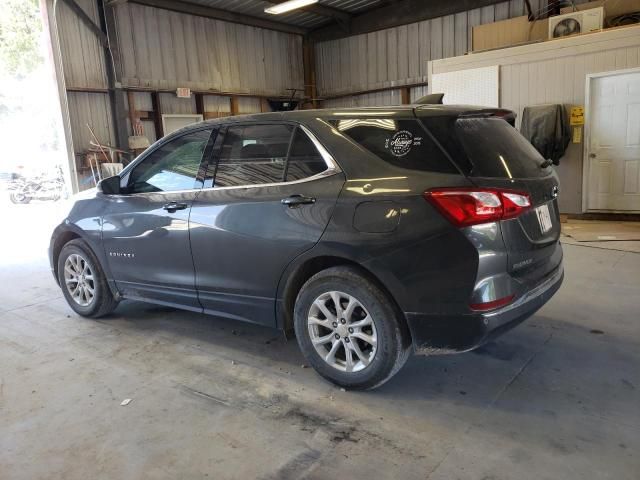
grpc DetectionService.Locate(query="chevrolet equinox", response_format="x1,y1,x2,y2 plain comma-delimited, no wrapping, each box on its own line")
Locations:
50,105,564,390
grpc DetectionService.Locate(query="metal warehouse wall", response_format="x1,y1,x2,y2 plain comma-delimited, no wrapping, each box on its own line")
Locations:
53,0,303,156
317,0,590,107
428,26,640,214
57,0,114,154
113,3,303,95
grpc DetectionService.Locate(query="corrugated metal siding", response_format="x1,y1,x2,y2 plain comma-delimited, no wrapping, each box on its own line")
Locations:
315,0,590,104
113,2,304,96
159,93,197,114
203,95,231,112
323,89,403,108
56,0,108,89
67,92,115,153
237,97,262,113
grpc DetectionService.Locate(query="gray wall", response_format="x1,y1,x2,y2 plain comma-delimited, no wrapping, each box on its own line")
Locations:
54,0,303,156
113,3,303,95
316,0,590,106
57,0,114,152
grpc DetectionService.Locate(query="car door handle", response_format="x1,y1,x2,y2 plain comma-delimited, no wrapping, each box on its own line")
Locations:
163,202,189,213
281,194,316,207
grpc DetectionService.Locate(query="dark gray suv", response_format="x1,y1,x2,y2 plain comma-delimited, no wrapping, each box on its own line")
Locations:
50,105,563,390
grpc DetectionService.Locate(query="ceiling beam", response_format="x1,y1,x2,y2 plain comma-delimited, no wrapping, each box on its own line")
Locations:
307,0,507,42
128,0,308,35
263,0,351,23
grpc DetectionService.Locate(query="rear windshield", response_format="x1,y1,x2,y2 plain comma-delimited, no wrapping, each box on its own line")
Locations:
422,116,547,179
330,118,458,174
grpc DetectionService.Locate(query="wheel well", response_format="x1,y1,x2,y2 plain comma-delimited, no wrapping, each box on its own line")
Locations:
52,231,81,280
280,256,409,336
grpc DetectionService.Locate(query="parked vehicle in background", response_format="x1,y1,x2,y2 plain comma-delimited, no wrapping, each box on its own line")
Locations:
9,165,67,204
49,106,564,390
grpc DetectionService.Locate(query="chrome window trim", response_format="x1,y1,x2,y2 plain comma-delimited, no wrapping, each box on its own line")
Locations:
111,124,341,197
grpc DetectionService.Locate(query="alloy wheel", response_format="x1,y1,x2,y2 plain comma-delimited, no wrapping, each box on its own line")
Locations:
63,253,95,307
307,291,377,372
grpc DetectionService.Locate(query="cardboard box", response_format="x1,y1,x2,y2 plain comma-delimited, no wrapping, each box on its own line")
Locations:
472,15,549,52
471,0,639,53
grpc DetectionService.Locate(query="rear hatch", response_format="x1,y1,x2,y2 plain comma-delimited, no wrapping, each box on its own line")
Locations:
419,110,562,280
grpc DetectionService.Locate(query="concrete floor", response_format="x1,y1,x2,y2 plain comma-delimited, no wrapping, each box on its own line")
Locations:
1,198,639,480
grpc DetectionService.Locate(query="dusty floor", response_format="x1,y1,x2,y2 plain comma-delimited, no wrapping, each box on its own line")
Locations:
0,199,639,480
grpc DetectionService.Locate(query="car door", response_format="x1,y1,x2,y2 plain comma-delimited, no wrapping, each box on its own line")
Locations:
101,126,216,310
189,122,345,326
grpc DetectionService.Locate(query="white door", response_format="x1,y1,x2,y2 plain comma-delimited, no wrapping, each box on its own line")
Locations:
586,70,640,212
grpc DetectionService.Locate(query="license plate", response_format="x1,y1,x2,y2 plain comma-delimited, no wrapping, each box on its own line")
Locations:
535,204,553,234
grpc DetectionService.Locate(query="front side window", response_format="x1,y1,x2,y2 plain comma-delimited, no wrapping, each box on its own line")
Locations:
214,124,294,187
127,129,212,193
331,118,458,174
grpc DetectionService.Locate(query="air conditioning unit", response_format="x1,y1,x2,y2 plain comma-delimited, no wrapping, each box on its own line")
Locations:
548,7,604,39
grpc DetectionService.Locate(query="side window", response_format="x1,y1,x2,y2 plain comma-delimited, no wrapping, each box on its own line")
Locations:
330,118,458,174
214,124,294,187
285,128,327,181
127,129,212,193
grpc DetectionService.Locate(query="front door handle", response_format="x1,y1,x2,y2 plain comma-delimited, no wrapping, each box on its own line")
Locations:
163,202,189,213
281,194,316,207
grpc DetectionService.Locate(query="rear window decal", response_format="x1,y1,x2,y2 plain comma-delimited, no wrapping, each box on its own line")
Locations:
385,130,422,157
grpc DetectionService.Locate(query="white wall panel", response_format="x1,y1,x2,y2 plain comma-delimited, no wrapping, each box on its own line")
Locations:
428,26,640,214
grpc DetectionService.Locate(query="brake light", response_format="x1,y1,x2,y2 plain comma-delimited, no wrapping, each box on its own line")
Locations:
469,294,515,311
424,188,530,227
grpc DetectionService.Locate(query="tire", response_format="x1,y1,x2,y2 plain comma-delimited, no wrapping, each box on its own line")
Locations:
294,266,411,390
57,239,119,318
10,192,30,204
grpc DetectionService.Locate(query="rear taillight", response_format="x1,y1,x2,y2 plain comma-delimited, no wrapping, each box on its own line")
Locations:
469,294,515,311
424,188,530,227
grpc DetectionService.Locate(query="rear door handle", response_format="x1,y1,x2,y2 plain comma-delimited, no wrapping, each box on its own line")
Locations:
163,202,189,213
281,194,316,207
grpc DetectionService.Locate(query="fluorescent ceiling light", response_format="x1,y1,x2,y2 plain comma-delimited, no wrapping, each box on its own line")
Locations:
265,0,318,15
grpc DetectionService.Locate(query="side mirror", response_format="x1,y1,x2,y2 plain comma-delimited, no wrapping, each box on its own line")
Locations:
97,175,122,195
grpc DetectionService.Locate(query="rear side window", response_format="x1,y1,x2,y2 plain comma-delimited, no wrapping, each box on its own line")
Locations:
215,124,293,187
331,118,458,174
285,128,327,181
423,116,547,179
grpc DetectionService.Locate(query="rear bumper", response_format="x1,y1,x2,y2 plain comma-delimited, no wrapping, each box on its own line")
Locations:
406,263,564,355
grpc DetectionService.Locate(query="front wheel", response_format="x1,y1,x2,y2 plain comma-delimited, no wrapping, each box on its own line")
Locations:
9,192,31,204
57,239,119,318
294,266,411,390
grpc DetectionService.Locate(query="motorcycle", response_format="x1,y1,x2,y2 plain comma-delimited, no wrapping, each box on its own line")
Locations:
8,166,67,204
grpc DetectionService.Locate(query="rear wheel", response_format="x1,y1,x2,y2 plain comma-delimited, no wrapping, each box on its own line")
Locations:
57,239,118,318
294,266,411,390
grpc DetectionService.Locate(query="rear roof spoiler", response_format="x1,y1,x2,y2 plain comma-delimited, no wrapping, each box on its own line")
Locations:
414,106,517,127
458,109,517,126
414,93,444,104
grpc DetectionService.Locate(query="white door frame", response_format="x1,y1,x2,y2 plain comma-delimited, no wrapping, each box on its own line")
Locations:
582,67,640,213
